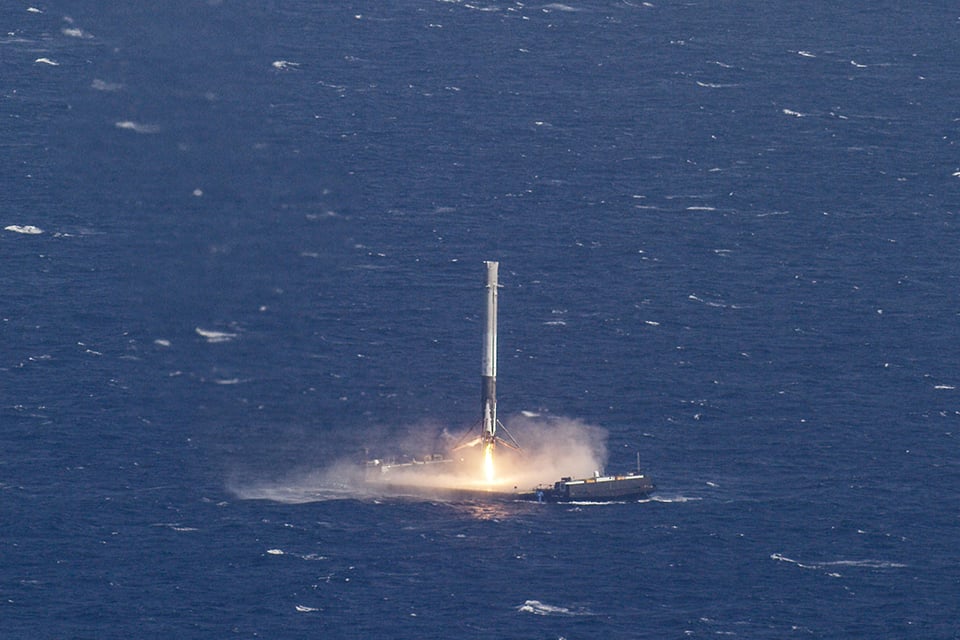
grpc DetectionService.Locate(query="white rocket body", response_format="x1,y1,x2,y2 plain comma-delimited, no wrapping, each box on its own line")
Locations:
481,261,498,445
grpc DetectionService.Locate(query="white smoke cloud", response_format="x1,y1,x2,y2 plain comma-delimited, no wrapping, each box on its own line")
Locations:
228,415,609,503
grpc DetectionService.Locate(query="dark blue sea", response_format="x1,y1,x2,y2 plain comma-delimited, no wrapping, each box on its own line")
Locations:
3,2,959,638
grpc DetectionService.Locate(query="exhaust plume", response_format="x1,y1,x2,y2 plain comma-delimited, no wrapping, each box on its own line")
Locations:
228,415,609,503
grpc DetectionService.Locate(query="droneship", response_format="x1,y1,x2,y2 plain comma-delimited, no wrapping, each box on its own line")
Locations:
364,261,654,503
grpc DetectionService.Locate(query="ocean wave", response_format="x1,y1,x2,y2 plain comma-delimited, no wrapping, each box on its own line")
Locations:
62,27,93,39
92,78,123,92
647,495,702,504
195,327,238,343
115,121,161,134
517,600,592,616
265,548,329,562
818,559,908,569
5,225,43,235
771,553,906,572
696,81,740,88
151,522,198,532
688,293,741,309
234,480,366,504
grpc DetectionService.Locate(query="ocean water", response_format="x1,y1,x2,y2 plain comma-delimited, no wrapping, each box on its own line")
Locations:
3,1,959,638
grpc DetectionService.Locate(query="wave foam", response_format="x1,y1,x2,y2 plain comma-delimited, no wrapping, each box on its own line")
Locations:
649,495,701,504
518,600,591,616
265,547,329,563
62,27,92,39
92,78,123,92
115,121,161,134
696,81,739,89
771,553,906,573
5,225,43,235
152,522,198,532
195,327,237,343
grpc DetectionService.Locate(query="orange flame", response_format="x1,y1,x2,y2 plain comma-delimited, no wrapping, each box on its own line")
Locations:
483,442,495,484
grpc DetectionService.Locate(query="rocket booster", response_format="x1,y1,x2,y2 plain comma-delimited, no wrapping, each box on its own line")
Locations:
481,261,499,445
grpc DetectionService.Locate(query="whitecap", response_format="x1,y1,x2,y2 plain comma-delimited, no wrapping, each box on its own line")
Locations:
5,225,43,235
782,108,806,117
28,7,43,13
517,600,590,616
820,559,907,569
771,553,906,571
272,60,300,70
295,605,318,612
771,553,800,564
92,78,123,92
115,121,160,134
34,58,59,66
62,27,92,39
770,553,821,571
152,522,198,532
797,50,816,58
195,327,237,343
317,79,347,93
650,495,701,503
696,81,739,88
933,384,954,390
